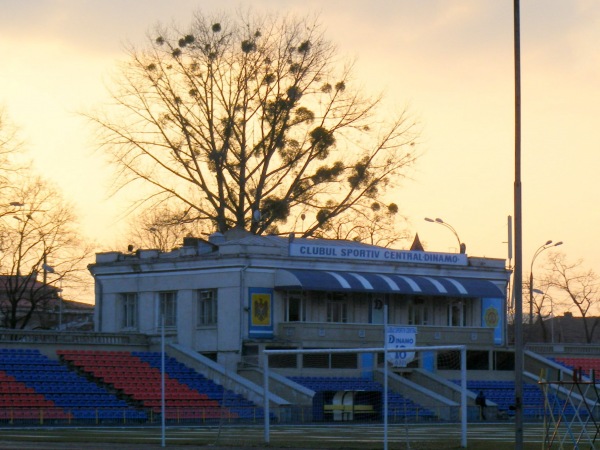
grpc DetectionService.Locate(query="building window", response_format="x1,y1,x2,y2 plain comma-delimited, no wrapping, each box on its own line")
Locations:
266,346,298,368
159,291,177,327
327,293,348,323
408,297,429,325
286,292,305,322
303,352,329,368
197,289,217,326
120,293,137,330
303,352,357,369
467,350,489,370
331,352,357,369
448,301,464,327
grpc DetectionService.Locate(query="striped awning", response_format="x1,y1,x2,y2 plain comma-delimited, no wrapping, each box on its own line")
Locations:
275,269,504,298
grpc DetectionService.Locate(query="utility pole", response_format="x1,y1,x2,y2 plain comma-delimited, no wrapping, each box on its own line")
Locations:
513,1,524,448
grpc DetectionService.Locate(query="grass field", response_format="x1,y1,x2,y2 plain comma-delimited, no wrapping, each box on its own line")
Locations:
0,422,580,449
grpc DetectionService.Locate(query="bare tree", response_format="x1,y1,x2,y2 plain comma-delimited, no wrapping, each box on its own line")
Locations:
125,205,208,252
544,252,600,343
88,11,418,242
314,201,409,247
0,108,21,172
0,108,28,222
527,275,557,342
0,177,93,329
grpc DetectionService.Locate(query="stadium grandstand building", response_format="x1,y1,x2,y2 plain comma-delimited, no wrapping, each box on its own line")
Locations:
88,228,511,374
7,229,600,442
5,228,600,436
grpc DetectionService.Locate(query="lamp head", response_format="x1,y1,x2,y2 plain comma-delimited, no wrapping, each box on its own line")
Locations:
435,218,444,224
545,240,553,246
424,217,434,222
42,264,55,274
554,241,563,247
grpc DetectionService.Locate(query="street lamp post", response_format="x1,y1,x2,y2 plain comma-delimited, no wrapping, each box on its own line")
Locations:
424,217,466,253
550,296,555,344
529,240,562,328
41,257,63,329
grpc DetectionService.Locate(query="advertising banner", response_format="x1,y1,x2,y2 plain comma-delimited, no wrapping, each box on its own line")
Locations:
248,287,274,338
481,297,503,345
386,326,417,367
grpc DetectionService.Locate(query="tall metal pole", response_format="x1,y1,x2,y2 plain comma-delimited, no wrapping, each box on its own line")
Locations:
161,313,166,447
460,346,467,449
264,352,270,444
551,297,555,344
513,1,524,448
383,305,388,450
529,270,534,333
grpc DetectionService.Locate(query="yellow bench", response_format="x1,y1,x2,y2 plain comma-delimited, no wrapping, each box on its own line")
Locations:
324,404,375,413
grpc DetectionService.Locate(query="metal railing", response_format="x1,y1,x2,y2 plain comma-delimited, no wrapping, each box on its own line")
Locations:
0,329,150,346
0,404,563,427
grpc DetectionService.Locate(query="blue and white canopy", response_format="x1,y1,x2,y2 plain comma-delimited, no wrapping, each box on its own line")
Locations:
275,269,504,298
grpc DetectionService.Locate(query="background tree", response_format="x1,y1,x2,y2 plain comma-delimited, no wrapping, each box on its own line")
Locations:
0,108,28,223
544,252,600,343
89,11,418,242
314,201,408,247
0,109,94,328
527,274,556,342
124,205,208,252
0,178,93,329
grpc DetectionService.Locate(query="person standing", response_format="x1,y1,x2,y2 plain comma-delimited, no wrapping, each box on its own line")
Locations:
476,390,487,420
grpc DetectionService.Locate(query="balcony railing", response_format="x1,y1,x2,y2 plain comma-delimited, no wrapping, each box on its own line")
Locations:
0,329,150,346
278,322,495,347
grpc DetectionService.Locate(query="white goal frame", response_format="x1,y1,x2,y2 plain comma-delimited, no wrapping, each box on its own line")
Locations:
263,344,467,449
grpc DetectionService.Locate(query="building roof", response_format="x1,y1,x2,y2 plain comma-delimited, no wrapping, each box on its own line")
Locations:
90,228,508,278
0,274,61,298
410,233,425,252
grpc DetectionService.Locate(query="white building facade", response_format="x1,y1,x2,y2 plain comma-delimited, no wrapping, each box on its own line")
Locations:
88,229,511,373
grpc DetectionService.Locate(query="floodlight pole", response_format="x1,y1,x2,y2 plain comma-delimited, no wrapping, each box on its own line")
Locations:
513,0,524,448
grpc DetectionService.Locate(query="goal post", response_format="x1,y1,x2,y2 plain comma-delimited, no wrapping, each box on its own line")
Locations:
263,345,467,449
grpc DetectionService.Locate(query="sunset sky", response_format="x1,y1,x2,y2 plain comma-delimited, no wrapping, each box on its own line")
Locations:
1,1,599,304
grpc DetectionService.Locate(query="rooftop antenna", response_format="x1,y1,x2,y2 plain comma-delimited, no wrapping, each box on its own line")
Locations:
507,215,513,264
